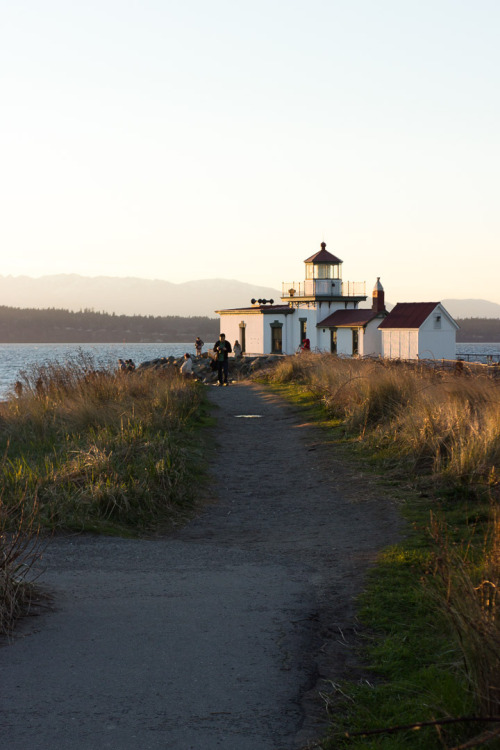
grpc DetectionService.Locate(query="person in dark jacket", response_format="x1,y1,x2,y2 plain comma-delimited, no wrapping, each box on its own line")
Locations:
195,337,204,357
213,333,232,386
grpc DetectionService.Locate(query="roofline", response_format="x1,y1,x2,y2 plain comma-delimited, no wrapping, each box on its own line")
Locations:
216,306,295,315
316,312,387,328
281,295,367,304
379,302,460,330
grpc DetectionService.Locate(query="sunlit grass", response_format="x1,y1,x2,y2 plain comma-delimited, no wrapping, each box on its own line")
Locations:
260,354,500,747
0,354,208,534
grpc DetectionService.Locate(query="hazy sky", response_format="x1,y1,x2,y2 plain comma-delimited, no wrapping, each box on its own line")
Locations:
2,1,499,303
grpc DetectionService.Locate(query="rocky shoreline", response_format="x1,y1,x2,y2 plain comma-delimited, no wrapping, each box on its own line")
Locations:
136,352,282,384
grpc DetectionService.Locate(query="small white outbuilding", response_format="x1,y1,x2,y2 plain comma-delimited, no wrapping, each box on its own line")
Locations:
379,302,459,361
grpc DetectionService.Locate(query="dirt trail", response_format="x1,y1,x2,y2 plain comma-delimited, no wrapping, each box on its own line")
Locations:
0,382,402,750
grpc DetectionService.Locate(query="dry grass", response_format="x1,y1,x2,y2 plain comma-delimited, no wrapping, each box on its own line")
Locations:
0,354,207,632
0,354,206,533
265,353,500,492
428,509,500,718
263,353,500,735
0,494,43,636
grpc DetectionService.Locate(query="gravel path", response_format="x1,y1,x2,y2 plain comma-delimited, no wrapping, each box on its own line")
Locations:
0,382,402,750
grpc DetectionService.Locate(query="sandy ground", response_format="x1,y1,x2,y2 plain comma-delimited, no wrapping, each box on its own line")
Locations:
0,382,402,750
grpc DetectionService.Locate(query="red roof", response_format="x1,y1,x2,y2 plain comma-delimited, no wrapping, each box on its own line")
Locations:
304,242,342,265
318,309,383,327
378,302,440,329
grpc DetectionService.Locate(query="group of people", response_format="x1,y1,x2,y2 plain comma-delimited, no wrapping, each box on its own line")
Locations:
183,334,242,386
120,335,241,386
118,358,135,372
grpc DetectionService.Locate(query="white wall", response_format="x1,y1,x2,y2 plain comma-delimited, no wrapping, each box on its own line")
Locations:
316,326,332,353
337,328,353,355
219,314,264,354
362,320,383,357
419,312,457,360
382,330,419,359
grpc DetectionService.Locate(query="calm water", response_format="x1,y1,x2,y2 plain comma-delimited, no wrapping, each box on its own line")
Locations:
0,343,196,399
1,341,499,399
455,342,500,364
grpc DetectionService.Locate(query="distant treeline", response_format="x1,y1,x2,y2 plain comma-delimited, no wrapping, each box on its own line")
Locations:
0,306,220,343
1,307,497,345
455,317,500,343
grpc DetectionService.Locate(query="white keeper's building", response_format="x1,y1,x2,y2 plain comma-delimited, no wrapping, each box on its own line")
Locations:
215,242,458,360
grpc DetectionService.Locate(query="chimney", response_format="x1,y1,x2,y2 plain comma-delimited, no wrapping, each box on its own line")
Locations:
372,277,385,313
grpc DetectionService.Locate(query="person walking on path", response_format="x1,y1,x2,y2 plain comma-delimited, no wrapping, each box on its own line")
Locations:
195,337,204,357
214,333,232,386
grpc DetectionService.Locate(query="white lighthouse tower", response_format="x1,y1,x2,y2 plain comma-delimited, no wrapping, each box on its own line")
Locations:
281,242,366,308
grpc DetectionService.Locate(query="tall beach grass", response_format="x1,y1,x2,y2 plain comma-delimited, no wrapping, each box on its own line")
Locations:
0,353,206,533
0,355,207,631
261,354,500,746
265,353,500,494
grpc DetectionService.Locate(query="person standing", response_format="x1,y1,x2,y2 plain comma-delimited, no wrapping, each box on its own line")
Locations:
233,340,242,360
213,333,232,386
195,336,204,357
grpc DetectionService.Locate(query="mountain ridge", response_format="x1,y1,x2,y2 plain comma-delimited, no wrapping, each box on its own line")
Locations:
0,275,499,319
0,274,281,317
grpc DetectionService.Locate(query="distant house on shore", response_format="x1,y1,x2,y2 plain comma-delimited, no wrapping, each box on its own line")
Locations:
216,242,458,360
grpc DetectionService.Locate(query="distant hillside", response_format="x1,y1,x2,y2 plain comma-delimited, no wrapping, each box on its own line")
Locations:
0,274,281,318
455,318,500,343
1,274,498,322
442,299,500,319
0,306,219,344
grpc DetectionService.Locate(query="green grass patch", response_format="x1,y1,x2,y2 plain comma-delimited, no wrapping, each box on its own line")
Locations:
0,358,212,535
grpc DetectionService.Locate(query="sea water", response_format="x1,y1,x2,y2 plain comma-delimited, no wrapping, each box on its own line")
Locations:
0,342,196,399
455,342,500,364
0,341,499,400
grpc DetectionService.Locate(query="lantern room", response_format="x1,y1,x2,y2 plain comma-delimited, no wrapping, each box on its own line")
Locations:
304,242,342,280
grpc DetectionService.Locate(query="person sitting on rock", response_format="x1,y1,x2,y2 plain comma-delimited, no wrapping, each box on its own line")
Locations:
180,353,193,378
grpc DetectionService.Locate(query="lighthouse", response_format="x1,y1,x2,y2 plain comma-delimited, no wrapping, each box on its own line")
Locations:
281,242,366,306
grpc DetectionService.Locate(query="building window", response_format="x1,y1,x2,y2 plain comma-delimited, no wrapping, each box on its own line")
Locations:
352,328,359,355
331,328,337,354
239,322,246,353
299,317,307,343
434,315,442,330
316,264,333,279
270,321,283,354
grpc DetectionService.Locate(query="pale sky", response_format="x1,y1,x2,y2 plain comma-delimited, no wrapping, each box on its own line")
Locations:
1,0,499,304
